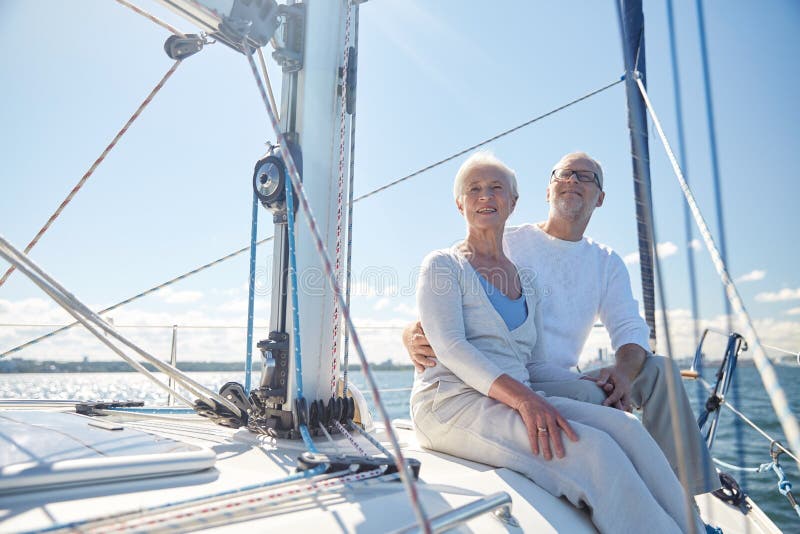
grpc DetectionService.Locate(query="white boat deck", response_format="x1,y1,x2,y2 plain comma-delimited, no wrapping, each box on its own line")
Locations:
0,408,779,533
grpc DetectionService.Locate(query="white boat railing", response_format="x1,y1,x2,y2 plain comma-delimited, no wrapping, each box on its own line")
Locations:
394,492,518,533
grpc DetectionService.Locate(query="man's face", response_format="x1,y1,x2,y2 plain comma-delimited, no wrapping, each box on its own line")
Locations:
546,155,605,221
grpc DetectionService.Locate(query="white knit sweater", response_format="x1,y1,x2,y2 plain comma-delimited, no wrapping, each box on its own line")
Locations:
503,223,650,375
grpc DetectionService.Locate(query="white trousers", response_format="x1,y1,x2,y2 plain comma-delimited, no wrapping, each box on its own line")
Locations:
529,355,719,495
412,382,705,534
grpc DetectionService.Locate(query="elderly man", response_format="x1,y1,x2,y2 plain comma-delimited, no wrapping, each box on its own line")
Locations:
404,151,718,495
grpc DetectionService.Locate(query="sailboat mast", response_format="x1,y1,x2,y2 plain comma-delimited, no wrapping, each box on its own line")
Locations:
616,0,657,351
286,0,352,405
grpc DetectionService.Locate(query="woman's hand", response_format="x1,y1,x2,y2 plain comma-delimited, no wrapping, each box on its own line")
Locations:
489,374,579,460
515,393,579,460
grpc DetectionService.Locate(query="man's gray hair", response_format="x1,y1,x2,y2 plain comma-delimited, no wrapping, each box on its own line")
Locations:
552,151,604,190
453,151,519,201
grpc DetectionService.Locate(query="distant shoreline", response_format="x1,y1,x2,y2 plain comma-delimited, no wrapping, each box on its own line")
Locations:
0,358,414,373
1,357,785,374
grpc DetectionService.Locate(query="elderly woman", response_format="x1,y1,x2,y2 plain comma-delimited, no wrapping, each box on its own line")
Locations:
410,152,705,533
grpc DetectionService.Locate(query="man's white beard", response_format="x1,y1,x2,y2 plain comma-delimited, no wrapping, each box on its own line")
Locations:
552,196,586,220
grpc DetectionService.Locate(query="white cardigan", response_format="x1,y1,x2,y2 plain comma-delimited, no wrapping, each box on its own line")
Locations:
411,247,568,403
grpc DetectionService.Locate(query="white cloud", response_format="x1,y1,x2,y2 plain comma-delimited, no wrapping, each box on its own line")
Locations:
656,241,679,258
350,280,399,298
786,307,800,316
755,288,800,303
217,298,249,315
392,302,418,317
623,252,640,266
373,298,391,311
0,298,252,362
0,297,415,364
579,308,800,367
156,287,204,304
689,239,702,251
736,270,766,283
346,318,411,365
623,242,678,266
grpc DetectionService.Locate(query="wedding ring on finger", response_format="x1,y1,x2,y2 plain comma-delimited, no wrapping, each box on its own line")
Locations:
537,426,548,433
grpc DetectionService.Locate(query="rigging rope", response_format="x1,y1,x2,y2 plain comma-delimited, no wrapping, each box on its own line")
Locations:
36,467,355,533
694,0,731,328
114,0,186,37
329,6,354,396
256,47,279,121
647,181,698,496
244,192,260,394
665,0,700,349
693,0,747,488
352,77,624,203
342,3,361,399
0,60,183,289
284,149,319,453
243,36,431,531
637,75,800,471
332,419,369,457
613,4,692,524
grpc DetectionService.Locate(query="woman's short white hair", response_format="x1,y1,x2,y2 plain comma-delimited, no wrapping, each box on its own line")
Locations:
453,151,519,201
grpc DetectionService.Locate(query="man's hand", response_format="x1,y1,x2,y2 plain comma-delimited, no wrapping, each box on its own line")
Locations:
588,367,633,411
585,343,648,412
402,321,438,373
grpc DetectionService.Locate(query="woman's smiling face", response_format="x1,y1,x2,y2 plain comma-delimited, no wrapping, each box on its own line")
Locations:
456,165,516,231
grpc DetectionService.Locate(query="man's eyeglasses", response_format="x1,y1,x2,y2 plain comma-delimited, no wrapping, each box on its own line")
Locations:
550,168,602,190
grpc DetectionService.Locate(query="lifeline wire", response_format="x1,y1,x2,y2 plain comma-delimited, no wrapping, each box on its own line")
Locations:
0,60,183,289
637,75,800,470
0,235,242,417
761,343,800,366
0,237,194,408
0,237,274,358
352,77,625,203
699,374,800,520
243,37,431,531
698,377,799,465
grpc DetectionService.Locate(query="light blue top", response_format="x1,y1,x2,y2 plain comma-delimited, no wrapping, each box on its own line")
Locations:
475,272,528,331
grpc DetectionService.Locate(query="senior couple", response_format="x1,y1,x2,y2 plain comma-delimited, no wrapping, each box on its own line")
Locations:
405,151,720,533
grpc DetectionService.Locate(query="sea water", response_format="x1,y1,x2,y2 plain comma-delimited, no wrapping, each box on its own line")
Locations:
1,365,798,530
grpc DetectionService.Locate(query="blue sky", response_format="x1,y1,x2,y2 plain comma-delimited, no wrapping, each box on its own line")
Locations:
1,0,798,364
